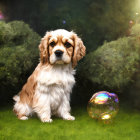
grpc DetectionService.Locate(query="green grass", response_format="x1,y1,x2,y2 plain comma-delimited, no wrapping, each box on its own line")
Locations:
0,106,140,140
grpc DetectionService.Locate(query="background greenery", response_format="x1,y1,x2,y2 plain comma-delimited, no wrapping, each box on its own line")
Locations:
0,0,137,52
0,0,140,140
0,21,40,104
0,0,140,108
78,24,140,108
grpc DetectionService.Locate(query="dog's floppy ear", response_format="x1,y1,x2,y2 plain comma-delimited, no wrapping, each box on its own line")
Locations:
72,33,86,68
39,32,51,64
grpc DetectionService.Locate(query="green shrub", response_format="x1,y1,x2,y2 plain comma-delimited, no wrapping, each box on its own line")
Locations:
78,24,140,108
0,21,41,103
81,37,140,89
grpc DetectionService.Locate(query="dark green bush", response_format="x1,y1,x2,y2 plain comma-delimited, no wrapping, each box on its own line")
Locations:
78,24,140,108
81,37,140,89
0,21,40,103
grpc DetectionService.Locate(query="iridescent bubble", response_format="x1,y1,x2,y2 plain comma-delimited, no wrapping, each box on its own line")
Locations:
87,91,119,120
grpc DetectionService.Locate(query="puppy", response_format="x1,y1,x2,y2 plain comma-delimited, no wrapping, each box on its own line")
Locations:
13,29,86,122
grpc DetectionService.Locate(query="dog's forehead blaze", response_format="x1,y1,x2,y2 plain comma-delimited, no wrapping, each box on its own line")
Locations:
49,34,74,46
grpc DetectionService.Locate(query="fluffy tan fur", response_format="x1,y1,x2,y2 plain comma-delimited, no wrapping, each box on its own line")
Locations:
13,29,86,122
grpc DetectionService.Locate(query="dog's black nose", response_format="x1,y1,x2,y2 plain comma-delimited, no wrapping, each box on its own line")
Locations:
55,50,63,57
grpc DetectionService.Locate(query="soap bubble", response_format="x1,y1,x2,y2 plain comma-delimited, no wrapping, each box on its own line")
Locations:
87,91,119,120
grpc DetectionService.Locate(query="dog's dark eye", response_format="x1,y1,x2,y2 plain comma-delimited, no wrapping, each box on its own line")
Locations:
50,41,56,47
64,42,72,48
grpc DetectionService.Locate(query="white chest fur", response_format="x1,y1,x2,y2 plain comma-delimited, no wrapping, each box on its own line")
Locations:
37,64,75,86
34,64,75,111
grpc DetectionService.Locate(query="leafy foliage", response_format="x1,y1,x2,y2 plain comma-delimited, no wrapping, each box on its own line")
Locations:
1,0,135,52
0,0,140,107
0,21,40,102
78,24,140,108
81,37,140,89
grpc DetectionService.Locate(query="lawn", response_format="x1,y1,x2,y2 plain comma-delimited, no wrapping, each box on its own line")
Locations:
0,106,140,140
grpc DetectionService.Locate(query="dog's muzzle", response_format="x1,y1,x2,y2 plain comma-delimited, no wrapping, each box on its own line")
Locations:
55,50,63,58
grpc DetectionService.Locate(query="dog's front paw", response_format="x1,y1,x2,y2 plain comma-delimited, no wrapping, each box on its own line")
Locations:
41,118,53,123
19,116,28,120
63,115,75,121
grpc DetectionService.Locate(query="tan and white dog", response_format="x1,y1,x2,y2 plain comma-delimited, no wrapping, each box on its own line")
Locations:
13,29,86,122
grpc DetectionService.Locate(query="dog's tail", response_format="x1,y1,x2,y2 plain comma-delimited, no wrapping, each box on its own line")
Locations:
13,95,20,102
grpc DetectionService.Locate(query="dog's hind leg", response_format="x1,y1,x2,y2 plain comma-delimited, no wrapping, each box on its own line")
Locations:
13,95,32,120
